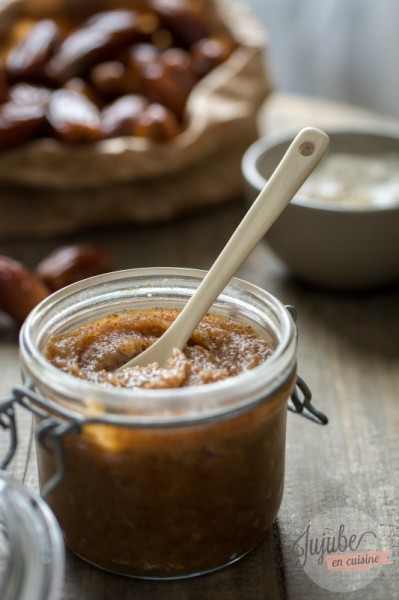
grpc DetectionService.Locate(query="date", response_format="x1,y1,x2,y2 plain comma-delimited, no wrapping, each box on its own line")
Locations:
90,60,141,99
128,43,161,69
46,89,101,143
6,19,61,82
141,50,195,119
0,256,50,325
149,0,213,47
191,36,236,78
133,102,180,141
36,244,111,291
9,82,52,107
0,101,45,150
64,77,102,107
46,10,152,84
102,94,149,138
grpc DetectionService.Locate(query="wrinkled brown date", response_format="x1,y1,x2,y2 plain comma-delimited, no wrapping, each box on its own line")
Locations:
191,36,236,77
9,82,52,107
90,60,141,99
102,94,149,138
149,0,213,47
64,77,102,107
133,102,180,141
141,49,195,119
90,43,162,99
0,83,51,148
6,19,61,83
128,43,161,68
0,245,111,325
0,256,50,325
46,89,101,143
36,244,111,292
0,102,45,150
46,10,153,84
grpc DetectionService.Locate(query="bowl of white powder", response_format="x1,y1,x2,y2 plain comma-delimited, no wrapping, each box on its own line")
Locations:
242,125,399,290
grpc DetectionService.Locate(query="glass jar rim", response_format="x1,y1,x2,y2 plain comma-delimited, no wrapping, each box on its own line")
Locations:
19,268,297,425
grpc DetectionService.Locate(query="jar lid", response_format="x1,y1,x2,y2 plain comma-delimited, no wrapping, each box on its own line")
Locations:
0,471,64,600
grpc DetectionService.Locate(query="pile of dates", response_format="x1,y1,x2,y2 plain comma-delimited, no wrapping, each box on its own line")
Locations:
0,244,112,325
0,0,237,148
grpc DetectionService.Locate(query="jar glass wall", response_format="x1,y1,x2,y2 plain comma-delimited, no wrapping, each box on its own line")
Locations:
19,268,297,579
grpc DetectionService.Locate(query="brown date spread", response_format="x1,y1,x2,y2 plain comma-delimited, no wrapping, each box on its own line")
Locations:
38,308,295,577
45,308,273,387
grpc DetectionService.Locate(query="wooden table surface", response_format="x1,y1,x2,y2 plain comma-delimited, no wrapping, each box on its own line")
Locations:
1,94,399,599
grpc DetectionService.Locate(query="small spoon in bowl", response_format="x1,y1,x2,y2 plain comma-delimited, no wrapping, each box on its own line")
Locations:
120,127,330,369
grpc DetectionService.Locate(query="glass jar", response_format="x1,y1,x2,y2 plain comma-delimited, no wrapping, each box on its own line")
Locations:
0,471,64,600
18,267,299,579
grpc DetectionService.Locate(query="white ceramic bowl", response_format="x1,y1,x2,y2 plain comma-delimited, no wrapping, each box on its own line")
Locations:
242,125,399,291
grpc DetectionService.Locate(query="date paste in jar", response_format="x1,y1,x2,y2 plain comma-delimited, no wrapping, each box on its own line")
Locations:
38,307,294,578
45,308,273,388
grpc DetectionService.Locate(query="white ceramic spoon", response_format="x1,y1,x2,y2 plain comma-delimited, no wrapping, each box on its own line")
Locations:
121,127,330,369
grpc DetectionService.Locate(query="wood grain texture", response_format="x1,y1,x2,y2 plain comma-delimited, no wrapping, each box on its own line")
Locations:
1,95,399,599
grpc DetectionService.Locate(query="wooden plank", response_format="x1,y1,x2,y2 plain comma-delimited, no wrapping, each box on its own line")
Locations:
62,526,285,600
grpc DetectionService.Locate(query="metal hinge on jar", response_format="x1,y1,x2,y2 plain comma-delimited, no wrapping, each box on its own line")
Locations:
0,384,84,498
285,305,328,425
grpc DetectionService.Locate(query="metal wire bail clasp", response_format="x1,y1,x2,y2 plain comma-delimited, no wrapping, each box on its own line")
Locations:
0,384,81,498
0,395,18,470
289,375,328,425
285,305,328,425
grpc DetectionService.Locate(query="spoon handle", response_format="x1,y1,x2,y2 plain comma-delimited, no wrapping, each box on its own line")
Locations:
126,127,330,367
